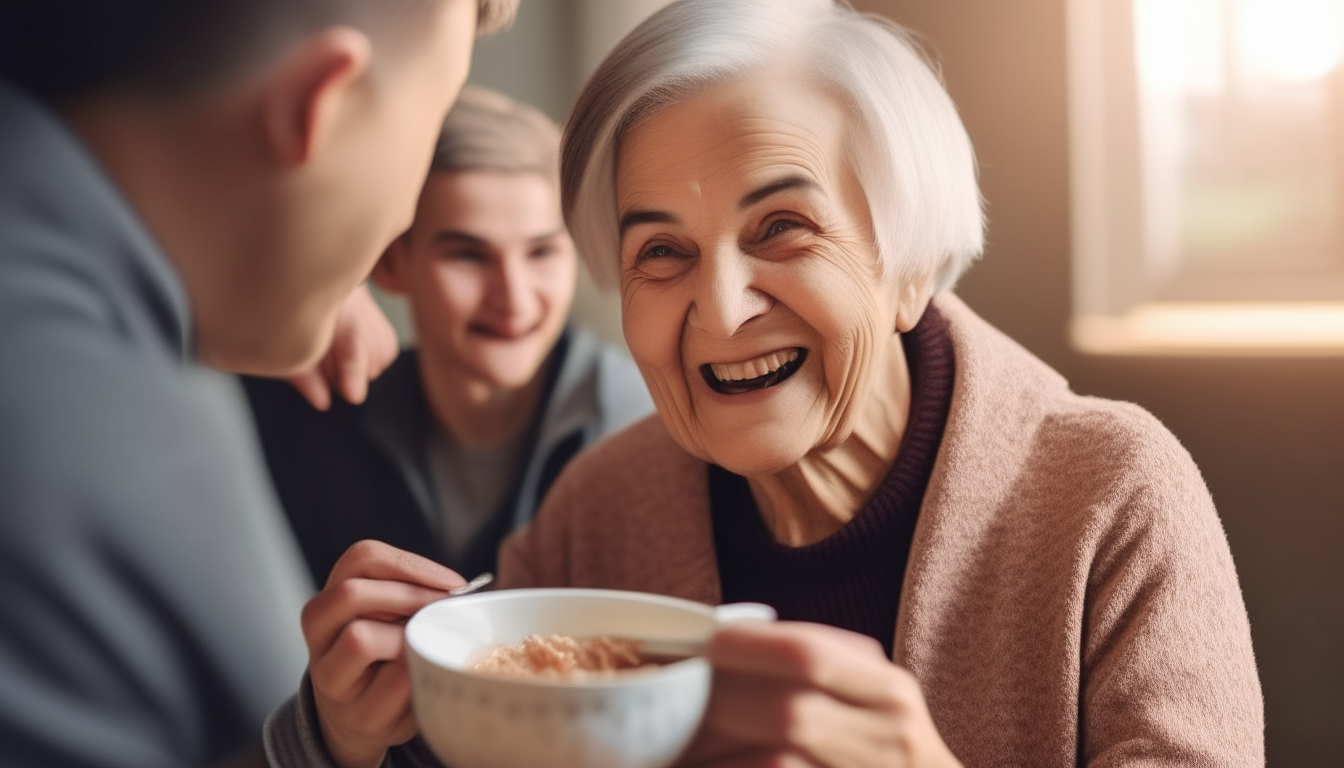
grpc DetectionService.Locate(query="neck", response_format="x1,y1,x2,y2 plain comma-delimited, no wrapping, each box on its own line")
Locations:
747,332,910,546
63,93,239,276
419,349,550,450
60,91,306,373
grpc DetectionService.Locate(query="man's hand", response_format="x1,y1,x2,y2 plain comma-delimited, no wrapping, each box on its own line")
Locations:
288,284,399,410
682,622,963,768
301,540,464,768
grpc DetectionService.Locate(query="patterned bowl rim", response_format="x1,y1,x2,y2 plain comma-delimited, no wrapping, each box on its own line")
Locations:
406,588,716,691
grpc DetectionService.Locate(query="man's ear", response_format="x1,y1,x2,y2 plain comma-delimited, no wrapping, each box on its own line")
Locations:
894,274,935,333
261,27,373,168
370,236,409,295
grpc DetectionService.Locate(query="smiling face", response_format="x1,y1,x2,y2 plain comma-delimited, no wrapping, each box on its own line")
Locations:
616,69,907,476
380,170,577,389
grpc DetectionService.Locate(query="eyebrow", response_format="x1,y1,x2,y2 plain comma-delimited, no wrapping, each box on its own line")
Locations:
617,175,820,238
618,209,679,238
738,174,820,209
431,230,487,246
431,228,567,246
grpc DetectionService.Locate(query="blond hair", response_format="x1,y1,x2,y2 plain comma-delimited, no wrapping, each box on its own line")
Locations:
476,0,519,36
432,86,561,182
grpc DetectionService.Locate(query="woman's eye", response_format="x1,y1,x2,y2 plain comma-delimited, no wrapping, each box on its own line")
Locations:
530,246,555,259
641,244,677,260
765,219,799,238
626,240,694,280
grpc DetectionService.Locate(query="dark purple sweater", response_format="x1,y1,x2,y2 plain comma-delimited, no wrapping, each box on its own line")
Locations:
709,306,954,657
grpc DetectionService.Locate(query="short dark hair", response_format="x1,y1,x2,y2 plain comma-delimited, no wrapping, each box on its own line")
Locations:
0,0,517,105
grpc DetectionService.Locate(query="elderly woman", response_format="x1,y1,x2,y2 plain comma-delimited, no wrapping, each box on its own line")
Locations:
279,1,1263,767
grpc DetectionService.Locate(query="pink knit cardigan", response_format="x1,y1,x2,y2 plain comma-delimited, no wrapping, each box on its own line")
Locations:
498,293,1264,767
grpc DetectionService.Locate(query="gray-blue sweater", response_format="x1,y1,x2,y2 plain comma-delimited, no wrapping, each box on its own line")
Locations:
0,81,309,767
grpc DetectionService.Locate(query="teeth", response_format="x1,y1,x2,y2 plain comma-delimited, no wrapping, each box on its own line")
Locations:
709,349,799,382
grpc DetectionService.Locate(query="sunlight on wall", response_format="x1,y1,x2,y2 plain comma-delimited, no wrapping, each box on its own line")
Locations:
1073,301,1344,354
1069,0,1344,355
1240,0,1344,82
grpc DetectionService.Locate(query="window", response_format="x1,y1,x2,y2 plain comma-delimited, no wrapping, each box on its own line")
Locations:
1067,0,1344,354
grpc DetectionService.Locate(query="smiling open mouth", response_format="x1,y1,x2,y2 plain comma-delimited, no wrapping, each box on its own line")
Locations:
700,348,808,395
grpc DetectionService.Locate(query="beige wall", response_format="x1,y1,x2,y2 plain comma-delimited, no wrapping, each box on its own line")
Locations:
852,1,1343,765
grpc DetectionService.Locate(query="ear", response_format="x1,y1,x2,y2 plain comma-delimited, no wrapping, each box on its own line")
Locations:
370,235,410,295
894,274,935,333
261,27,373,167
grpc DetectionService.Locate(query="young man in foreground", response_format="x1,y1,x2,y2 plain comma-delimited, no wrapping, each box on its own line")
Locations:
0,1,516,765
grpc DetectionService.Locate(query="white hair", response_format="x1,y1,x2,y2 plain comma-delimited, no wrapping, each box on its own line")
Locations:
561,0,984,293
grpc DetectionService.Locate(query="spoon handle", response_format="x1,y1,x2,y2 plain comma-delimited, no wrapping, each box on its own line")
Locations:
639,602,778,658
449,572,494,597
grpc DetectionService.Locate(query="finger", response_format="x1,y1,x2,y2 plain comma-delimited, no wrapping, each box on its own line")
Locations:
320,340,342,386
311,619,408,702
339,339,370,405
302,576,452,658
326,539,466,591
706,622,903,710
361,295,400,379
681,708,803,767
314,658,417,766
364,657,420,744
368,330,399,379
287,369,332,411
704,672,898,768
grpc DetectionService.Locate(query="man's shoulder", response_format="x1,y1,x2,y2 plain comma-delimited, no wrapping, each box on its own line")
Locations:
0,316,265,514
1,305,213,436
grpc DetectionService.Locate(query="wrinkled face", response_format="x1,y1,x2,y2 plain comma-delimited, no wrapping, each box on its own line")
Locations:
615,70,903,476
392,170,576,388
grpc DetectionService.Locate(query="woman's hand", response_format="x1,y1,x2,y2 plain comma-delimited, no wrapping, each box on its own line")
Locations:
300,540,464,768
684,622,962,768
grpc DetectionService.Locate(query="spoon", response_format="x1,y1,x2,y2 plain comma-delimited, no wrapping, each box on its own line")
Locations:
639,601,777,658
449,572,494,597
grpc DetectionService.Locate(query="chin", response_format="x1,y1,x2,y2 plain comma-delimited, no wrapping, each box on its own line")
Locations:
697,425,814,478
465,359,543,390
482,372,539,390
271,319,338,376
712,449,810,478
468,345,552,389
198,325,328,377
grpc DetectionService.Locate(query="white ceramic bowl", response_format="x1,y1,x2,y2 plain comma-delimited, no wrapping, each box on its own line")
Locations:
405,588,772,768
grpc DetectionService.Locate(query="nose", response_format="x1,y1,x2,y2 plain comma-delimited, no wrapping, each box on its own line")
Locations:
687,244,772,338
484,253,540,330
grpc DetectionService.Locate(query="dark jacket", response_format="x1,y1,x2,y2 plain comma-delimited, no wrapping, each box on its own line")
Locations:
243,326,652,585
